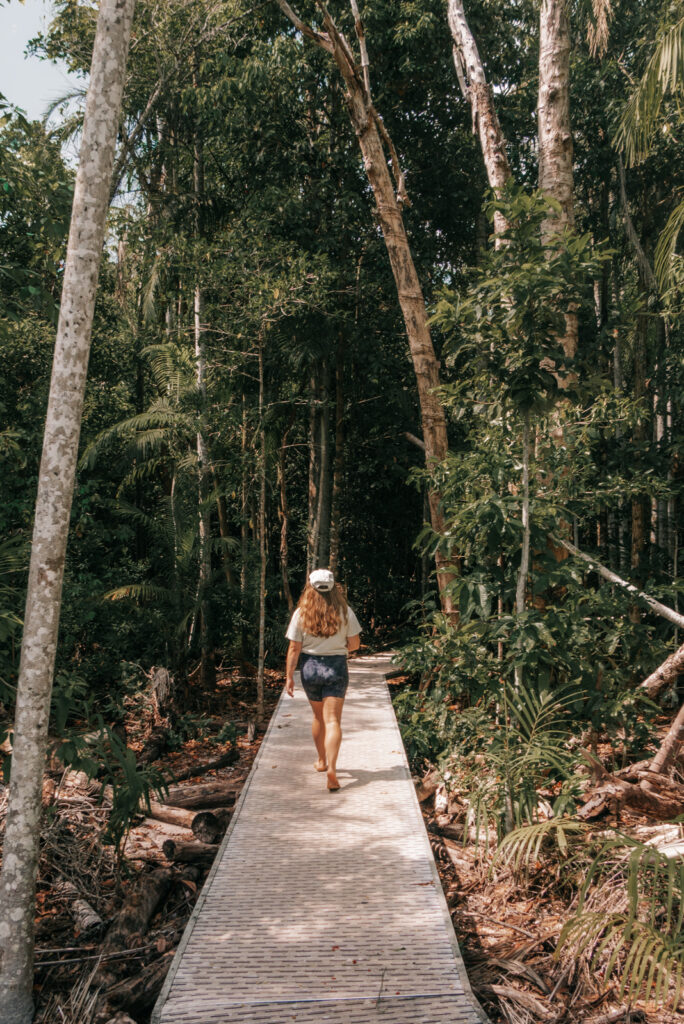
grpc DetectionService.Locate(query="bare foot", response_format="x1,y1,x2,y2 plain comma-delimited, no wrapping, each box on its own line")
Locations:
314,759,328,772
327,772,340,791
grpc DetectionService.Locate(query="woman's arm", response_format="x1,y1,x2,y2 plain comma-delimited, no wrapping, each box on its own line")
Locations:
347,633,360,654
285,640,302,696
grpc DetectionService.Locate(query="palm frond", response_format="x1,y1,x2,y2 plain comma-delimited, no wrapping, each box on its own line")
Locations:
79,402,189,470
559,912,684,1008
104,583,172,603
655,197,684,288
494,818,591,876
616,15,684,165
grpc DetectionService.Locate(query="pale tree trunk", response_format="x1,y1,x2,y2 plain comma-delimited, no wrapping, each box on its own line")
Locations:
446,0,511,239
193,89,214,690
256,340,267,725
0,3,136,1021
640,641,684,699
514,411,531,689
538,0,577,360
277,0,455,613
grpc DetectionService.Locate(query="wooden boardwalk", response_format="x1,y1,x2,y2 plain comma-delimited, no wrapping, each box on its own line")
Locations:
152,653,488,1024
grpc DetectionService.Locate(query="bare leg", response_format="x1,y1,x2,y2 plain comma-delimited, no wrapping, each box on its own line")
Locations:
309,700,327,770
322,696,345,790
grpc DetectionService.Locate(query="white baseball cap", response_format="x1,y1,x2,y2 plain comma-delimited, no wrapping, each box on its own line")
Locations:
309,568,335,592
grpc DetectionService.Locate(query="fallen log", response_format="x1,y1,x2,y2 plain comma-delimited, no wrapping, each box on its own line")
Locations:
162,779,240,809
102,867,173,955
191,807,232,844
56,881,104,938
640,641,684,699
162,839,219,864
107,952,173,1012
415,770,439,803
145,800,197,830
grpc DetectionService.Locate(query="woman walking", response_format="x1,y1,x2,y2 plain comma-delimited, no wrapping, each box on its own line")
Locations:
285,569,361,791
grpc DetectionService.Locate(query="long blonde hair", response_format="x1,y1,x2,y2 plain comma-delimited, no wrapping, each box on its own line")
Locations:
298,583,348,637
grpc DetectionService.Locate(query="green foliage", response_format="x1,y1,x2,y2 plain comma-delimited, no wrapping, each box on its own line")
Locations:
494,817,593,877
559,836,684,1009
616,9,684,166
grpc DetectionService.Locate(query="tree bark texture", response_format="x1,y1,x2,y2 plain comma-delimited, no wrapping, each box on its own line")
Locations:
538,0,577,359
277,0,455,611
446,0,511,239
0,4,136,1021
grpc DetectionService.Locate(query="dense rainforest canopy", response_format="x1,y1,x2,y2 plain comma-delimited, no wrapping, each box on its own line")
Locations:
1,0,684,1020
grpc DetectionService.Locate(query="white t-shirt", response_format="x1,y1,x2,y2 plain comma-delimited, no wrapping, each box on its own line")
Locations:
286,605,361,656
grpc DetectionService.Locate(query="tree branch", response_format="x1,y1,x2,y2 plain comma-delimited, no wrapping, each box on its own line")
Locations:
551,534,684,630
277,0,333,51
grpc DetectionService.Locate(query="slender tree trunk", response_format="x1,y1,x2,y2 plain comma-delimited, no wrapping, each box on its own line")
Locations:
538,0,577,360
215,487,237,589
329,339,345,575
316,360,332,567
446,0,511,239
631,299,649,598
256,340,267,726
307,370,321,572
240,392,249,654
514,411,531,689
278,421,295,612
193,65,214,690
0,4,136,1021
277,0,455,614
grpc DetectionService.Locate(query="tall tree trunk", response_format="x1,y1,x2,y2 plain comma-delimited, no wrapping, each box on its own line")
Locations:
0,4,136,1021
538,0,577,359
329,339,345,575
514,411,531,689
316,360,332,567
278,420,295,612
256,340,267,726
446,0,511,239
240,392,249,655
631,297,649,600
277,0,455,614
307,369,321,572
215,486,237,589
193,60,214,690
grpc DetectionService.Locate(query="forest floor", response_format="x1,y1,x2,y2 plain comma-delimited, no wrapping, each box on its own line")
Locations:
0,660,681,1024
